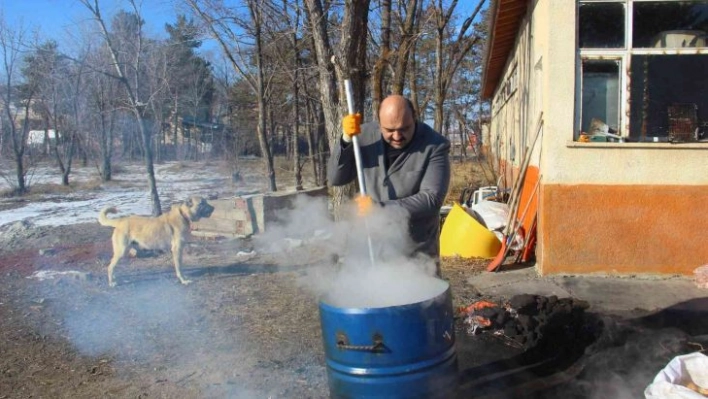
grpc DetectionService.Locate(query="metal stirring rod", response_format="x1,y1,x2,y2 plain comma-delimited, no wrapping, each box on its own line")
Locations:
343,79,376,267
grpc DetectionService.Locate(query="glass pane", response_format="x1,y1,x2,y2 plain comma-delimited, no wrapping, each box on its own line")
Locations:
579,2,625,48
581,60,620,136
629,54,708,142
633,1,708,48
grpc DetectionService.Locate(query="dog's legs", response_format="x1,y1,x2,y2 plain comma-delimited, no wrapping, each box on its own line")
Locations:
172,240,191,285
107,235,129,287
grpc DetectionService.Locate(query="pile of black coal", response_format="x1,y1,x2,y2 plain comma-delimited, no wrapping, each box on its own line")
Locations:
460,294,593,350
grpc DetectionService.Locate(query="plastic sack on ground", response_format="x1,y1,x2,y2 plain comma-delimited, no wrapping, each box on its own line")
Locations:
471,200,508,232
644,352,708,398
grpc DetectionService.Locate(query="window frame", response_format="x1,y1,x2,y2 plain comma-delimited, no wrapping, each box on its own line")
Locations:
577,0,708,141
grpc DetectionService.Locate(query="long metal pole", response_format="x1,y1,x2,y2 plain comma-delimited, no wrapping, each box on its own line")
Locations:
344,80,367,195
343,79,376,267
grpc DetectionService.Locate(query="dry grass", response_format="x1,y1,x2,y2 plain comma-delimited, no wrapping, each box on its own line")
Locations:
446,158,497,206
0,179,104,198
272,156,319,188
162,159,224,174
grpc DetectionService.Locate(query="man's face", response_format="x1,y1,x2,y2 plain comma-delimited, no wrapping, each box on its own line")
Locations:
379,110,415,150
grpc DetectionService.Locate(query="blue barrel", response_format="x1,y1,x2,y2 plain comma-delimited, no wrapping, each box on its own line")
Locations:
319,282,458,398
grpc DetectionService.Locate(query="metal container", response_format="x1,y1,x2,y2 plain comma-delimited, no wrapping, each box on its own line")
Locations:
319,282,458,398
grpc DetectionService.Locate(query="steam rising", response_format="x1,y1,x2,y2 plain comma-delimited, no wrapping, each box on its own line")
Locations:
60,279,208,361
253,194,445,308
320,259,448,308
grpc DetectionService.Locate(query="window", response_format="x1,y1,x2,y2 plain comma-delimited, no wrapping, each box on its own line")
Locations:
581,60,620,135
579,2,625,48
578,1,708,142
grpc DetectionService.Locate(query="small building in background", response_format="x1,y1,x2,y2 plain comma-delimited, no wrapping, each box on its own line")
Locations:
27,129,56,146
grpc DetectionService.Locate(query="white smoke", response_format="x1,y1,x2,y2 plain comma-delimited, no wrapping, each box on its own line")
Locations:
252,194,444,308
319,258,448,308
60,279,217,361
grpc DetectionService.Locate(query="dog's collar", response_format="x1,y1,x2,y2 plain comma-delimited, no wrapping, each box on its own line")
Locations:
179,208,191,224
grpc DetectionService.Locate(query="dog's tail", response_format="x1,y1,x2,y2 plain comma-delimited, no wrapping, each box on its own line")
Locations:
98,207,120,227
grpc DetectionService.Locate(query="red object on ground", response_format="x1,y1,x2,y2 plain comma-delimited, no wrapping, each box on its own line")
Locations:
459,300,498,315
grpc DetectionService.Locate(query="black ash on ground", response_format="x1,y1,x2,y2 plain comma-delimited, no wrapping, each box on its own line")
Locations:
459,294,594,350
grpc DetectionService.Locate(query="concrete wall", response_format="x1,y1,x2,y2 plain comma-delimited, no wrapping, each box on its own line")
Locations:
488,0,708,275
191,187,328,238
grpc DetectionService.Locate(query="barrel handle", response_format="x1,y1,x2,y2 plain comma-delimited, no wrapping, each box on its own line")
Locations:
336,332,386,353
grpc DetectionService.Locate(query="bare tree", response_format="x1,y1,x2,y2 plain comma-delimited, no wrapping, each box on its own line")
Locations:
78,35,123,182
304,0,370,215
209,57,243,181
0,17,32,194
390,0,422,96
23,40,90,186
431,0,486,133
371,0,422,113
260,0,307,190
79,0,163,215
283,0,304,190
371,0,391,113
185,0,277,192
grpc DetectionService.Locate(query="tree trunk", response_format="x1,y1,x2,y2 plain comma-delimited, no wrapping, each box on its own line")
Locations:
99,108,113,182
13,104,32,194
372,0,391,115
14,157,25,193
316,102,328,187
391,0,420,95
434,28,444,132
304,95,318,186
293,80,302,191
304,0,351,216
408,43,421,119
61,136,74,186
250,2,277,192
136,112,161,215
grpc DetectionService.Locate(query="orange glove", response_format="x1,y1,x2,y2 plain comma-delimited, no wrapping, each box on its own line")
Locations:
354,195,374,216
342,113,362,142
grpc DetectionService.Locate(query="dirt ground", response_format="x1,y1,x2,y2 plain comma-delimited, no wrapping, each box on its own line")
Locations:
1,160,706,399
0,218,336,398
0,212,495,399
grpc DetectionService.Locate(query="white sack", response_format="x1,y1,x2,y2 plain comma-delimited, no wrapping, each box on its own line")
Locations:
644,352,708,399
471,200,509,232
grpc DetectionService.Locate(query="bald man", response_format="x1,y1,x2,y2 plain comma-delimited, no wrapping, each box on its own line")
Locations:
328,95,451,273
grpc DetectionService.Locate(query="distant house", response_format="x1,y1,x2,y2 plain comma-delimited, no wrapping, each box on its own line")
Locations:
27,129,56,145
482,0,708,275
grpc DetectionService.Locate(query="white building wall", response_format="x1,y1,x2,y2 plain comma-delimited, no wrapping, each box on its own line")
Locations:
491,0,708,187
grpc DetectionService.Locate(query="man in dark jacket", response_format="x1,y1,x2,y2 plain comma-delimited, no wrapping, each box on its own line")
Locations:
328,95,451,273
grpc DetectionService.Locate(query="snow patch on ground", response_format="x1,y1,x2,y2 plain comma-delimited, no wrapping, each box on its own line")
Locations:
0,161,263,228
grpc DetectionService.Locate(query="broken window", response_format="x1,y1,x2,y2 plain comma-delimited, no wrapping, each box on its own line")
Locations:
577,0,708,143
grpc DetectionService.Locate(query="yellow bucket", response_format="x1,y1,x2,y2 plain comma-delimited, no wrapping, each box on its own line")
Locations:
440,203,502,259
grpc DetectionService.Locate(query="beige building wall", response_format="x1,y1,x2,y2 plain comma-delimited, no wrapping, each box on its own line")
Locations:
488,0,708,276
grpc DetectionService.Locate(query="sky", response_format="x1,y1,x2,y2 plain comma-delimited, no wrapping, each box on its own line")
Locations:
0,0,484,52
0,0,183,46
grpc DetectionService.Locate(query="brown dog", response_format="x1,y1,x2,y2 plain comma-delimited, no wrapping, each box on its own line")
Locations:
98,196,215,287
